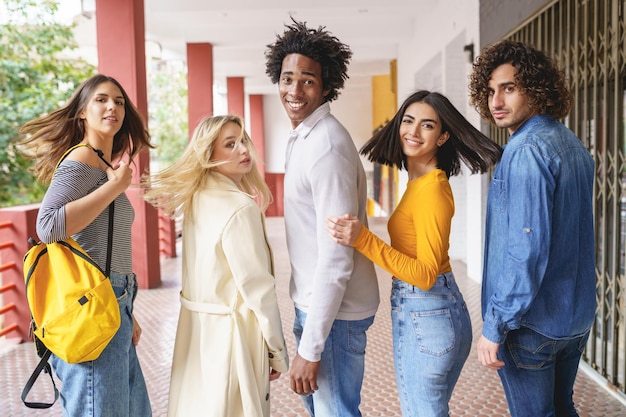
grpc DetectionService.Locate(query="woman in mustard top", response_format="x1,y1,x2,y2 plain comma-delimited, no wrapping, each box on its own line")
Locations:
327,90,502,417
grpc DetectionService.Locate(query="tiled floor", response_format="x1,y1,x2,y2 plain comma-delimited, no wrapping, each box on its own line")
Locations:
2,216,625,416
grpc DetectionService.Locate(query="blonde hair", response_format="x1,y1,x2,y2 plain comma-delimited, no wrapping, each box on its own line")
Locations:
143,115,271,218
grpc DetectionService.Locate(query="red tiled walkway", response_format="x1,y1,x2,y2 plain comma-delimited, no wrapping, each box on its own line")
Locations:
2,217,625,416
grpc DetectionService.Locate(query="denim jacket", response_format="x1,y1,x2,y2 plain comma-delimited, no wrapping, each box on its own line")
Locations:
481,115,596,344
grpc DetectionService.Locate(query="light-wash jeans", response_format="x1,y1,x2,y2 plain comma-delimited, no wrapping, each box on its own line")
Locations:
293,308,375,417
391,272,472,417
50,273,151,417
497,326,590,417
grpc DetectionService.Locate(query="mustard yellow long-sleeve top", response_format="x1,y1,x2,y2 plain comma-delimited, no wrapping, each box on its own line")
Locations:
352,169,453,290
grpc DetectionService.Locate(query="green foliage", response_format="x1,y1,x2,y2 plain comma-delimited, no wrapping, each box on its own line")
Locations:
148,66,188,169
0,0,95,207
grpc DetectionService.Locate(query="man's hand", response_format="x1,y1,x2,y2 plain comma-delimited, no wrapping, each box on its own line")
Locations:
269,368,281,382
289,354,320,395
477,335,505,369
131,314,142,346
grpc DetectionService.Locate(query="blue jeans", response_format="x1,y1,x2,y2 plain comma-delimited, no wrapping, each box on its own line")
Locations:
293,308,374,417
50,273,151,417
497,326,590,417
391,273,472,417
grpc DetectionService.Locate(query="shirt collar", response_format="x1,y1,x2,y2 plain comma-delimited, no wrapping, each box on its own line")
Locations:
289,102,330,140
510,114,553,139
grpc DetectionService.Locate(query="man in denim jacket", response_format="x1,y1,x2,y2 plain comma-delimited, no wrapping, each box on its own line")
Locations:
469,40,596,417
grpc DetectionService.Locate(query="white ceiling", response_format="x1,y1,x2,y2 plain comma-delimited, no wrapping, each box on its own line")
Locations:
57,1,469,95
133,0,426,94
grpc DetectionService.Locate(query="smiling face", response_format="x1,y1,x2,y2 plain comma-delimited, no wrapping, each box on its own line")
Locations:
278,53,330,129
487,63,536,134
211,121,253,185
80,81,125,139
398,102,449,170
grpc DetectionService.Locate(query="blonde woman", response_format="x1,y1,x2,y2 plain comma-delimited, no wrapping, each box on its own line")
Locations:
143,115,288,417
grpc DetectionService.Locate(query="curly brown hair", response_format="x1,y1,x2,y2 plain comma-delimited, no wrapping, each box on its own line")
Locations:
264,18,351,102
468,40,572,123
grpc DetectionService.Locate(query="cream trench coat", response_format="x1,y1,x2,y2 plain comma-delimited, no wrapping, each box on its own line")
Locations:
167,173,289,417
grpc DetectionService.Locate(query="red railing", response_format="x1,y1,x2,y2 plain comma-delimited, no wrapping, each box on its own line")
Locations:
0,280,18,337
0,204,177,343
158,209,178,258
0,205,42,341
0,220,19,337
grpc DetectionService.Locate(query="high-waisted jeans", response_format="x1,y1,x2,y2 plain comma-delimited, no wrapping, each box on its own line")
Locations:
391,272,472,417
50,273,151,417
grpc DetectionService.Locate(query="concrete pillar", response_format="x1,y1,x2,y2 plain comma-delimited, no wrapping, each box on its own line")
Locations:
248,94,266,178
95,0,160,288
187,43,214,135
227,76,245,118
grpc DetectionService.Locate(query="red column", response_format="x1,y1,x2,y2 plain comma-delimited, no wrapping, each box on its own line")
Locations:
248,94,265,178
187,43,214,135
227,76,245,118
95,0,160,288
264,174,284,217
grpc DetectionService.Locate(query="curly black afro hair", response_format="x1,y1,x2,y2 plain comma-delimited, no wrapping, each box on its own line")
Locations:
265,18,352,102
469,40,572,122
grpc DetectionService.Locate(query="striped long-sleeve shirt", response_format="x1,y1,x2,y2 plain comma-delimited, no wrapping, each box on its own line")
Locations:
36,160,134,274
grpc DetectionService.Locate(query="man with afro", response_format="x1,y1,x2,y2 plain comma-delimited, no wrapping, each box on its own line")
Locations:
265,19,379,417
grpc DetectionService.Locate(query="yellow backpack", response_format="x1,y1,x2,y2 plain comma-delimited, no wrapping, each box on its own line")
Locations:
21,144,121,409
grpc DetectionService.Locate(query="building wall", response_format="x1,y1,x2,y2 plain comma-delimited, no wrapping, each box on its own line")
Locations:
478,0,549,46
395,0,486,281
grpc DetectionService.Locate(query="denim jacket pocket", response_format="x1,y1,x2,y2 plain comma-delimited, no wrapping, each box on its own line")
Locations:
488,178,507,214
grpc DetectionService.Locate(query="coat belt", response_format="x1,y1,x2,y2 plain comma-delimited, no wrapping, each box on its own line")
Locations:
179,292,234,315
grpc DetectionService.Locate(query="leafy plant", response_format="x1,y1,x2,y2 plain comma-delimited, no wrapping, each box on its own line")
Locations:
147,64,188,168
0,0,95,207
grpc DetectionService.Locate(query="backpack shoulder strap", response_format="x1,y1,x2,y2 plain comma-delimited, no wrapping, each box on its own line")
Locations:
55,143,115,275
55,143,88,169
21,349,59,409
56,143,113,170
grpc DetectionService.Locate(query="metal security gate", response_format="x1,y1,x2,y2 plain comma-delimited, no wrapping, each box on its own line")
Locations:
489,0,626,398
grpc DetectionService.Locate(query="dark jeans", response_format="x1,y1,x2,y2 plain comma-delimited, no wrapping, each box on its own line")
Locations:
497,326,590,417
